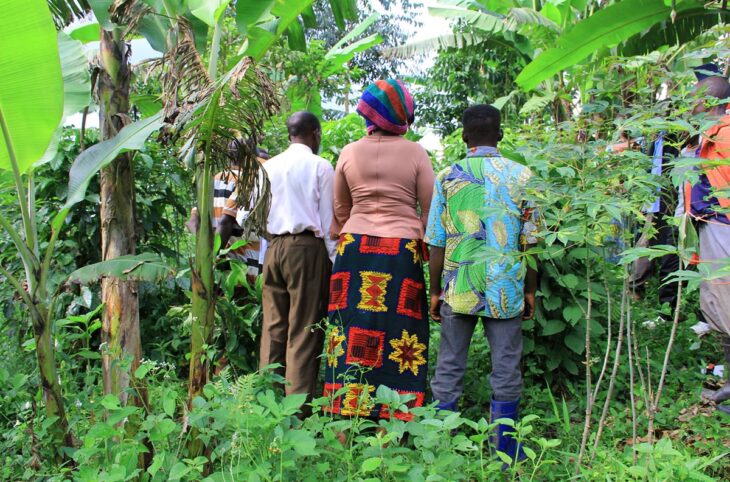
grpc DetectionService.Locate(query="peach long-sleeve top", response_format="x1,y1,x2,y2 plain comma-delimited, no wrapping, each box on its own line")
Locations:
331,134,435,240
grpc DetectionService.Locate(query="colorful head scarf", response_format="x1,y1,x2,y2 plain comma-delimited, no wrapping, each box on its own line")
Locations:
356,79,415,135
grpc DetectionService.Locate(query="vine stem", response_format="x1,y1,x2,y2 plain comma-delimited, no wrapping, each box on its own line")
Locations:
591,275,628,460
647,280,683,444
626,296,638,464
575,260,593,472
592,280,613,404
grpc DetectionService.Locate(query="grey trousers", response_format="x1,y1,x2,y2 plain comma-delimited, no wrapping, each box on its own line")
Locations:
431,303,523,404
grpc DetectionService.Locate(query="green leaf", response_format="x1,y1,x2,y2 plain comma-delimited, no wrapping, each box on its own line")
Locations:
235,0,275,34
564,329,585,354
58,32,91,119
134,362,153,379
168,461,190,480
148,453,165,477
163,391,176,417
66,22,101,43
515,0,704,91
620,8,730,57
541,319,566,336
361,457,382,472
90,0,114,30
64,111,163,210
78,350,101,360
0,0,63,173
520,92,556,116
100,394,121,410
301,5,317,27
188,0,233,27
324,16,383,76
286,17,306,52
68,253,174,283
137,14,173,53
562,304,583,324
328,0,346,30
36,31,92,168
429,3,507,33
131,94,163,118
561,273,579,289
244,0,315,60
284,429,318,456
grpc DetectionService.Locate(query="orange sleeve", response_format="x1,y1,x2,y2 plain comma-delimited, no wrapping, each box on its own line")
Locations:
701,119,730,209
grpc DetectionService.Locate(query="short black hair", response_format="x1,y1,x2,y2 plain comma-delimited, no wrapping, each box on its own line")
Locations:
462,104,501,141
227,137,245,161
699,75,730,100
287,111,321,137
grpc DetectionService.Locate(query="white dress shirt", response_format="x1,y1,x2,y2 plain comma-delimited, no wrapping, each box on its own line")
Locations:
263,143,337,261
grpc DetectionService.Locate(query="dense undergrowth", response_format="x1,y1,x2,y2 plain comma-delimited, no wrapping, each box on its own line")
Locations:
1,284,728,481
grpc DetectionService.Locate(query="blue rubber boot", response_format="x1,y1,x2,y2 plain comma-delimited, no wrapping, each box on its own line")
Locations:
435,399,459,436
490,398,526,466
435,399,458,412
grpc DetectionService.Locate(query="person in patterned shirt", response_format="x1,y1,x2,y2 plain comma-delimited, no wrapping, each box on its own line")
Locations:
425,104,538,464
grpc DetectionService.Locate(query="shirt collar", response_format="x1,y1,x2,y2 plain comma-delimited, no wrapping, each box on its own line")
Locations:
466,146,500,158
288,143,313,154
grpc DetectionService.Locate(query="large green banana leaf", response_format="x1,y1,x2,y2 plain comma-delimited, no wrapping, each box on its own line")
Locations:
68,253,174,283
36,31,92,168
64,111,164,211
0,0,63,173
515,0,708,91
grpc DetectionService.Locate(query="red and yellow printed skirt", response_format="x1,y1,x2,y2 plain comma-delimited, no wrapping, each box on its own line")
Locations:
323,233,429,420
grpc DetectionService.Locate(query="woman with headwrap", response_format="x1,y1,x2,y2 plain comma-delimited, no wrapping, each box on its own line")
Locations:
322,79,435,421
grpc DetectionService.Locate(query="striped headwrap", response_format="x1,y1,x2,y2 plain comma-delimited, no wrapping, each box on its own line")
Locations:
356,79,415,135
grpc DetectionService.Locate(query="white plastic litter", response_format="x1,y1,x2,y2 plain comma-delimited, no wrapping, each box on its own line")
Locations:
701,364,725,378
691,321,713,337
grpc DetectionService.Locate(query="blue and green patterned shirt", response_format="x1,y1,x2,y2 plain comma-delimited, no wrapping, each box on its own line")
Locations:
425,146,538,318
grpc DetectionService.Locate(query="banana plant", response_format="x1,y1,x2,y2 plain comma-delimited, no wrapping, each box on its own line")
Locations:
0,0,163,455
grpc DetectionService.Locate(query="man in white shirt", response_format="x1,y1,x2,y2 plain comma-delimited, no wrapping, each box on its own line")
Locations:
261,111,336,412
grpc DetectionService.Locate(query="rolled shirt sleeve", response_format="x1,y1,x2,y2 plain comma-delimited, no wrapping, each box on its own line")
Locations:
318,160,337,261
416,149,436,230
425,177,447,248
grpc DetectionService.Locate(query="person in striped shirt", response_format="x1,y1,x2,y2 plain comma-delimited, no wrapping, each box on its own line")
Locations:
187,138,270,281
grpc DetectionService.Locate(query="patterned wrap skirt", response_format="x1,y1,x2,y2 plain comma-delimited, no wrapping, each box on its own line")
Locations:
323,233,429,420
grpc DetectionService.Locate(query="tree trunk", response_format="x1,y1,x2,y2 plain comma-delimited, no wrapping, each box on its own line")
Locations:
98,28,144,407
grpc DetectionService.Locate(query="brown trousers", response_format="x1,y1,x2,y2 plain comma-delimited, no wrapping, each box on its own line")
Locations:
260,232,331,407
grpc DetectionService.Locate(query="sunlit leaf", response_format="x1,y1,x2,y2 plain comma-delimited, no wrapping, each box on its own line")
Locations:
0,0,63,173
